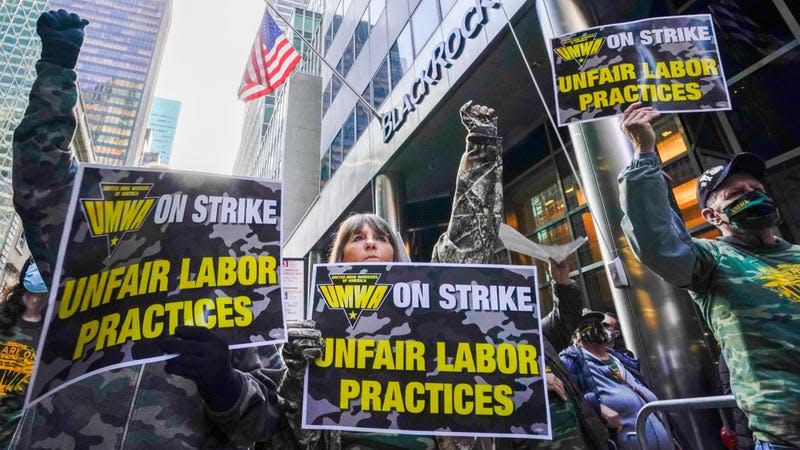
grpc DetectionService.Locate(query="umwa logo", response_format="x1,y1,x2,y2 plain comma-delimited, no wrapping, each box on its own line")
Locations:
80,183,157,257
554,33,605,67
317,273,392,328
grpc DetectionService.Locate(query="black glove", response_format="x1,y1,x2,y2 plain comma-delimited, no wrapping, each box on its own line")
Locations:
459,100,498,137
279,320,323,404
37,9,89,69
160,326,239,412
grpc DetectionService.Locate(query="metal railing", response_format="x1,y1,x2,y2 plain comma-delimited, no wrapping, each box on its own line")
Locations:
625,394,738,449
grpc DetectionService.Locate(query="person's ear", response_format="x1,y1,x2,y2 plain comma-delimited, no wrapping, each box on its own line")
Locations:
701,207,724,227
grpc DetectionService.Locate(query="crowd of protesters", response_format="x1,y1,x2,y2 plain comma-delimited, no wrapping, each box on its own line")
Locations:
0,7,797,450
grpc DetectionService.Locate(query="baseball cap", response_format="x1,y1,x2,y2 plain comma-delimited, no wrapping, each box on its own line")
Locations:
696,153,766,209
577,310,605,329
22,262,47,293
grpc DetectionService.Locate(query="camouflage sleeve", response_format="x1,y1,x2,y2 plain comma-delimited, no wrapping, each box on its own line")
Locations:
203,346,281,445
618,153,715,290
541,282,583,352
12,61,79,287
431,133,503,264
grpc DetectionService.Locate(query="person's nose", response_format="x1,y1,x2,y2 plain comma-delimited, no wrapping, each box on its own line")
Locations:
363,235,377,249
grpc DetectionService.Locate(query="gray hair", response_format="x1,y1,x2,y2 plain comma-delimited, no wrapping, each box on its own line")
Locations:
328,213,402,263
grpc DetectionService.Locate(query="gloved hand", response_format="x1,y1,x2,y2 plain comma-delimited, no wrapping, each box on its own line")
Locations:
160,326,239,412
37,9,89,69
459,100,498,137
279,320,323,405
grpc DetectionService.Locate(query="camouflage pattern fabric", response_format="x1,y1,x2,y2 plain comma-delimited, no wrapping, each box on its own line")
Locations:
620,153,800,446
10,61,282,449
0,321,41,447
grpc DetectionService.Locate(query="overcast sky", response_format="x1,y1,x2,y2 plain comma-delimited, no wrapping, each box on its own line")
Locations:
154,0,266,174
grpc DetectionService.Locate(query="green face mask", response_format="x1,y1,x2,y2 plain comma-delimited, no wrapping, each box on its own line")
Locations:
722,190,780,230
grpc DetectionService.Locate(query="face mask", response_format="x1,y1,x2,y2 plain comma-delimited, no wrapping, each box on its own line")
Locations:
579,321,610,345
722,190,780,230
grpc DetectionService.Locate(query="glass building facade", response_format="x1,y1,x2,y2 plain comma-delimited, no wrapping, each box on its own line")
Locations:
47,0,172,166
233,1,322,178
146,96,180,165
283,3,800,444
0,0,49,279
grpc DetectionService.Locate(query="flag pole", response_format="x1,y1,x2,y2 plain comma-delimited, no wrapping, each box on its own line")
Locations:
262,0,383,120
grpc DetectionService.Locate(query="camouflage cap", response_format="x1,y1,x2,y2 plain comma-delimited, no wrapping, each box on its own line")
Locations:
697,153,766,209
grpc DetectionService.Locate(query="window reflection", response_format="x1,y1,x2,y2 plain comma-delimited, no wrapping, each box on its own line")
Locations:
570,211,601,265
389,24,414,86
654,116,688,164
411,0,440,53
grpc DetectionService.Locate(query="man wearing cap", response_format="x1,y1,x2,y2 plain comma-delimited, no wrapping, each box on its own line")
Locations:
618,102,800,449
560,311,672,450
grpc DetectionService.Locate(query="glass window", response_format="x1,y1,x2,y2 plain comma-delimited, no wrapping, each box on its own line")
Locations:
333,1,344,36
320,148,331,190
342,110,356,156
355,9,370,59
322,79,332,116
332,59,344,100
411,0,440,53
372,57,390,107
331,129,344,173
570,210,602,266
654,116,688,164
724,50,800,160
389,23,414,87
342,39,355,76
324,23,333,53
439,0,458,17
369,0,386,28
584,267,615,312
356,94,370,139
671,177,704,229
556,152,586,210
507,161,566,235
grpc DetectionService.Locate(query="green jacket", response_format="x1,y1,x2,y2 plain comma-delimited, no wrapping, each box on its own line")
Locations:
619,152,800,446
10,61,281,449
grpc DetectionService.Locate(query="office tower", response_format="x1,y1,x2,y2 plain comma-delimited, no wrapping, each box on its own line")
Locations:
48,0,172,166
146,97,180,165
0,0,49,279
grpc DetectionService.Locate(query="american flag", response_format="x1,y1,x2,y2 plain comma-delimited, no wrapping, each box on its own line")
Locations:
238,10,302,102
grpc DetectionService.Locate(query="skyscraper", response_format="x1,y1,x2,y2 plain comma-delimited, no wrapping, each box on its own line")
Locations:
47,0,172,166
0,0,49,278
146,97,180,165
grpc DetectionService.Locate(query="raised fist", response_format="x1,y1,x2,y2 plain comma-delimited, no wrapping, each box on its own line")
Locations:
37,9,89,69
459,101,498,137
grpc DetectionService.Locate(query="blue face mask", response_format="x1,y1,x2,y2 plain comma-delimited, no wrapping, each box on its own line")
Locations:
722,190,780,230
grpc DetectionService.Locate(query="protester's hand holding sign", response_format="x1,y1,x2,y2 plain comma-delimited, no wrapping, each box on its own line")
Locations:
620,102,660,153
160,326,238,412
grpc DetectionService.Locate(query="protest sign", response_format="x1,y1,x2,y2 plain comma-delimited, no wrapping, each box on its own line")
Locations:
303,263,551,439
550,14,731,125
26,164,286,406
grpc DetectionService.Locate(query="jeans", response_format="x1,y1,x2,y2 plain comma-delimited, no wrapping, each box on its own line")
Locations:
755,440,800,450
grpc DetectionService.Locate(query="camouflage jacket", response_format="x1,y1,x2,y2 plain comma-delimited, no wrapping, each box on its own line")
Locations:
10,61,281,449
619,152,800,446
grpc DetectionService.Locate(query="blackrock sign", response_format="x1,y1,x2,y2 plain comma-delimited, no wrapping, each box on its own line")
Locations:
381,0,502,142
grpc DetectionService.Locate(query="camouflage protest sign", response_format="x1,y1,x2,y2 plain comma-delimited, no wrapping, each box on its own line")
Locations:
26,164,286,406
303,263,551,439
550,14,731,125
